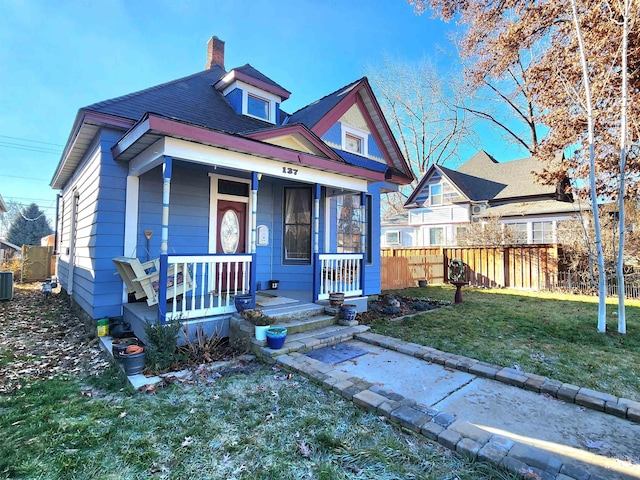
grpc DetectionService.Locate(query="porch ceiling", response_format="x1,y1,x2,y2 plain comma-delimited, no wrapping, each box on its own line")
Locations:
112,114,389,185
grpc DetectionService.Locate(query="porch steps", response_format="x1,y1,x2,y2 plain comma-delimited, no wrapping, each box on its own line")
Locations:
253,324,370,362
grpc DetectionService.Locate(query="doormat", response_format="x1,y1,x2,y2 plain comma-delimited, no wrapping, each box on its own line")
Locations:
306,343,369,365
255,292,299,307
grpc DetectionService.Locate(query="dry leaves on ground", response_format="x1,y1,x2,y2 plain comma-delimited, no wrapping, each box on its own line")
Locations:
0,283,110,393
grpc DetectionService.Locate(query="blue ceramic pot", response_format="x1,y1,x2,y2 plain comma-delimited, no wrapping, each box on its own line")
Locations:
234,294,255,313
341,304,357,322
266,327,287,349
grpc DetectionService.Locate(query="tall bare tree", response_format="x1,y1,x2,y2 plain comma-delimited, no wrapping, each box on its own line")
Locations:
409,0,639,332
366,57,476,215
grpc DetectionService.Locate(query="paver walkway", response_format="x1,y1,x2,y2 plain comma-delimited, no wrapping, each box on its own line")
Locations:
271,330,640,480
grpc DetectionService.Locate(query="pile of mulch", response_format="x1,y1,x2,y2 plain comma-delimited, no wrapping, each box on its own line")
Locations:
357,294,450,324
0,283,111,393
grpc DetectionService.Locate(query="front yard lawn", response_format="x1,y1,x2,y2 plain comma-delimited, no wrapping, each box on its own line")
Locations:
0,284,515,480
372,286,640,401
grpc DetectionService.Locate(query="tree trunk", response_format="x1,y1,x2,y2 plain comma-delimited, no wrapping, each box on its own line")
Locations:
571,0,607,332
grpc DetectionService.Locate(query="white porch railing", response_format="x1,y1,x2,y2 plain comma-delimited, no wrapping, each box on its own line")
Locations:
165,254,252,320
318,253,363,300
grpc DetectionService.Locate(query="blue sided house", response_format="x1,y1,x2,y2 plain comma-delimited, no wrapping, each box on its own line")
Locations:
50,36,414,335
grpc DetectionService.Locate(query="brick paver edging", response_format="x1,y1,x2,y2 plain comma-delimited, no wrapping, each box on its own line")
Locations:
274,351,607,480
354,331,640,424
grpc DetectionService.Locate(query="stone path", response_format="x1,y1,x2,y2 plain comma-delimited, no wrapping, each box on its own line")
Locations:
265,328,640,480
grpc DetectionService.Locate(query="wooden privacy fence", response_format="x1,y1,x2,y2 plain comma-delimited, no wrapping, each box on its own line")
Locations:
381,245,559,290
21,245,55,282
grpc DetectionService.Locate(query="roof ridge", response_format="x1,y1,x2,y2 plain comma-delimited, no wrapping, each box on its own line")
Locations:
85,68,225,111
288,77,364,117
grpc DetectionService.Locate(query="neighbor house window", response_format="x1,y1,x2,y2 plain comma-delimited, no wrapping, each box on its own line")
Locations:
385,230,400,245
511,223,528,244
284,187,311,262
247,94,269,120
455,226,467,245
337,194,362,253
532,221,554,243
429,227,444,245
430,184,443,206
344,134,363,154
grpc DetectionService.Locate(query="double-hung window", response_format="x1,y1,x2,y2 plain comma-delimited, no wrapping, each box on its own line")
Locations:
430,184,443,206
283,187,311,263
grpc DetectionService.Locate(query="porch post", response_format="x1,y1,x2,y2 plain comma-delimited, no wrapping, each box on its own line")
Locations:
360,192,366,296
250,172,259,293
312,184,321,301
158,156,172,324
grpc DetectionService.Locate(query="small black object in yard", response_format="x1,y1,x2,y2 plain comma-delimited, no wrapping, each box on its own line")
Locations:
269,280,280,290
109,318,134,338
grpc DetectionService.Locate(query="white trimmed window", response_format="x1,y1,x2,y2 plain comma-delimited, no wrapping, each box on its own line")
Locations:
430,184,443,206
385,230,400,245
429,227,444,245
341,124,368,156
247,94,269,120
533,221,554,243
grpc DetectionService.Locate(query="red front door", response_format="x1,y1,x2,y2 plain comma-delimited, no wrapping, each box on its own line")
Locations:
216,200,247,291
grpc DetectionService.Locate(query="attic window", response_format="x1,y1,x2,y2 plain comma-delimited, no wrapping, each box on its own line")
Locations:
247,94,269,120
342,124,368,156
345,134,363,154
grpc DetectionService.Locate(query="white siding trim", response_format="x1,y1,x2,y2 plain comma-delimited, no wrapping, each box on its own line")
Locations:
163,137,368,192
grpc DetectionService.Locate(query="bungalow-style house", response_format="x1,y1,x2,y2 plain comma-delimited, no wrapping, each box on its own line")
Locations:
50,36,413,329
395,150,582,247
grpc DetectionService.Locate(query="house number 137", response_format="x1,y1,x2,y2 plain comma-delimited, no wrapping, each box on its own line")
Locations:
282,167,298,175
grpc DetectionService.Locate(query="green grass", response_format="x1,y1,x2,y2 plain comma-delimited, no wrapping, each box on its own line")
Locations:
0,365,516,480
372,286,640,401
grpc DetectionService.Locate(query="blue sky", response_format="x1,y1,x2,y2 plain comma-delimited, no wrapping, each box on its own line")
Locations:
0,0,525,230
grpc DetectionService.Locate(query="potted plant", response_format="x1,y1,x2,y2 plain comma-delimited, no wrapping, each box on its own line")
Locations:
241,309,273,341
266,327,287,349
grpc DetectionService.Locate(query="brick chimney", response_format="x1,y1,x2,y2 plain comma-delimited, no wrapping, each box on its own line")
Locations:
205,36,225,70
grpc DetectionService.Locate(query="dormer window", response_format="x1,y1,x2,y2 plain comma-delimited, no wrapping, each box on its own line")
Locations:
341,124,368,156
247,94,269,121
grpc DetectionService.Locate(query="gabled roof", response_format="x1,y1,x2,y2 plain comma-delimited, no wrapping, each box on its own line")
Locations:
288,79,360,128
405,150,564,208
214,64,291,100
456,150,558,200
52,44,414,190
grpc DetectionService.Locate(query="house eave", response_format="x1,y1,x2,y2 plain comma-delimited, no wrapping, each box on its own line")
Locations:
214,69,291,100
50,110,135,190
112,114,389,183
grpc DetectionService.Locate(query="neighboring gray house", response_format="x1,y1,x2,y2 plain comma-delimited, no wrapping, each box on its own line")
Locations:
380,212,415,247
50,36,414,323
400,150,584,246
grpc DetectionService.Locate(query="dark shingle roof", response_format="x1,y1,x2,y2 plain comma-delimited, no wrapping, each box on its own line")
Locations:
234,64,291,95
438,165,507,201
287,79,361,128
332,148,388,173
455,150,555,200
84,66,271,133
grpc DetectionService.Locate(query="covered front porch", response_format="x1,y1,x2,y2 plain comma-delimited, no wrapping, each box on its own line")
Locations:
112,114,381,329
119,252,366,332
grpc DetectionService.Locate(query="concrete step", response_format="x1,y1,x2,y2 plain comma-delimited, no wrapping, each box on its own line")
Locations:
253,324,370,361
270,313,337,335
261,302,326,322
